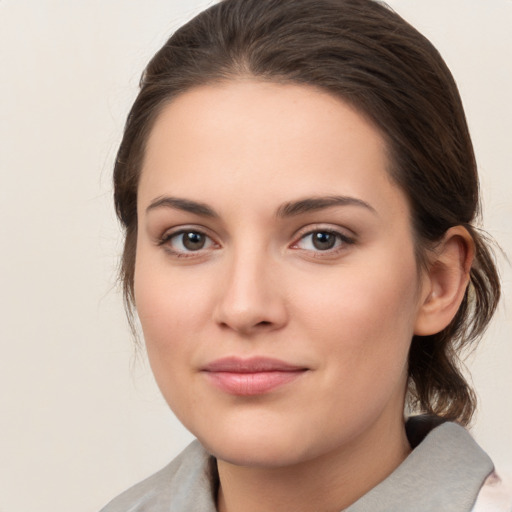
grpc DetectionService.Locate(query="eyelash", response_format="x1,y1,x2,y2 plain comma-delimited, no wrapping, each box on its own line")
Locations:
158,228,218,258
158,226,355,258
291,228,355,257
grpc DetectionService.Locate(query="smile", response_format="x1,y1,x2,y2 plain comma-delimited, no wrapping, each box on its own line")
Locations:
201,357,308,396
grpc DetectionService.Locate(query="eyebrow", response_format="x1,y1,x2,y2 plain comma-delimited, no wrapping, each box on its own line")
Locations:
146,196,218,217
276,195,377,217
145,194,376,218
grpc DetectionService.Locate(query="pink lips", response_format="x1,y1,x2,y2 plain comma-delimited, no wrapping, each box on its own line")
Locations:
201,357,307,396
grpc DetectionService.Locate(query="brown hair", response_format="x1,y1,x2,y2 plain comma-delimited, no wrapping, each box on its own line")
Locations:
114,0,500,425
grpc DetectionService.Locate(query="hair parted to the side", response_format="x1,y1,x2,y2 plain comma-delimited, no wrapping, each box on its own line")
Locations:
113,0,500,426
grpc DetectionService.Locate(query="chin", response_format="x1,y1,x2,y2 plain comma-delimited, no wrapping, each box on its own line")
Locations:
192,420,330,468
203,438,311,468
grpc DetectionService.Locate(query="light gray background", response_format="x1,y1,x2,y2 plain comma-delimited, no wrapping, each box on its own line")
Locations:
0,1,510,511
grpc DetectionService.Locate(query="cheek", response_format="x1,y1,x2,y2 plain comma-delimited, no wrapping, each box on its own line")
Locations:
134,250,192,360
133,259,201,415
133,247,222,401
134,237,210,327
294,247,420,374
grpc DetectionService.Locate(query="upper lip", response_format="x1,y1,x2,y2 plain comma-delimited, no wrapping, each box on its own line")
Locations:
202,356,307,373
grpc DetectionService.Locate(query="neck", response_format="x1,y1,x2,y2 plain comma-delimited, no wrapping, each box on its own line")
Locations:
216,414,411,512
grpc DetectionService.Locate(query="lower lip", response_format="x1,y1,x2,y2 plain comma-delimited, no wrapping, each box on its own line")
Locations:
203,370,306,396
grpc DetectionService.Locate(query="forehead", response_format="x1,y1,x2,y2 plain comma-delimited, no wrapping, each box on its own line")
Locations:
139,80,407,220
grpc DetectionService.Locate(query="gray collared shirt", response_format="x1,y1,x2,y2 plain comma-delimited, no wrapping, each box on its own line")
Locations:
100,419,494,512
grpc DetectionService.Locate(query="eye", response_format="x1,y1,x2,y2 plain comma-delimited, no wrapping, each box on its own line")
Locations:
160,229,216,255
294,229,353,252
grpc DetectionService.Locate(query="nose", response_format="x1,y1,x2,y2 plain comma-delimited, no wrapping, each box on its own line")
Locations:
213,247,288,336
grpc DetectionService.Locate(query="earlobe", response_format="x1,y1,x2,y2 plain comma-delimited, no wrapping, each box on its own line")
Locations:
414,226,474,336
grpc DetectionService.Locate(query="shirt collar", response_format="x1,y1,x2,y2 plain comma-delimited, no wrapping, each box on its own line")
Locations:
171,417,494,512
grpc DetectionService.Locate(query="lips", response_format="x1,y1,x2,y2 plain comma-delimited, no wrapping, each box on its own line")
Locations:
201,357,308,396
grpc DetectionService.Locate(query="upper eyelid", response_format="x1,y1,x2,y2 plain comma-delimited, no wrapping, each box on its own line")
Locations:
291,224,356,241
160,224,216,240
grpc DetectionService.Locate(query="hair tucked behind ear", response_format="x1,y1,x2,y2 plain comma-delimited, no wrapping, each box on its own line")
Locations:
113,0,501,425
407,227,500,425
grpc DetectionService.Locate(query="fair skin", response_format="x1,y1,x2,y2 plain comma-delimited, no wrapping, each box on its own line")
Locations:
134,80,472,512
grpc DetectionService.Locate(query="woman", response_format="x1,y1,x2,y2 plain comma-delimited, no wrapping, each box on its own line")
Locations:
101,0,509,510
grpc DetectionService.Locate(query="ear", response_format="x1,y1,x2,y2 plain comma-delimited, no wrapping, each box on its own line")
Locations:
414,226,474,336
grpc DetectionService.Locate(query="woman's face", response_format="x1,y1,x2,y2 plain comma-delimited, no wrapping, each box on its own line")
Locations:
135,81,427,467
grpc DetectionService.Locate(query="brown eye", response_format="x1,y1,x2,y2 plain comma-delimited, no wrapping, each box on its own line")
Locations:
162,230,215,255
294,229,354,253
182,231,206,251
311,231,337,250
298,231,340,251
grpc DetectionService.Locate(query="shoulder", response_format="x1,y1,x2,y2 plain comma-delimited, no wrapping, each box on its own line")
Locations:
99,440,217,512
472,470,512,512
